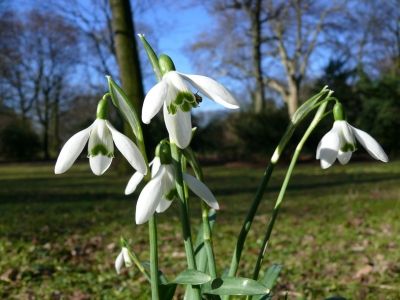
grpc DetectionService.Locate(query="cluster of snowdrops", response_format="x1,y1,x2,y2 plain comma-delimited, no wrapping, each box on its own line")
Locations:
54,35,388,299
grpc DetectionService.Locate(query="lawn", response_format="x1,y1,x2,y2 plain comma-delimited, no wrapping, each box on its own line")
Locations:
0,160,399,299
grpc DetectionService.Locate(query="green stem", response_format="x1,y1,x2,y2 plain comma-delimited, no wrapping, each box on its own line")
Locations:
121,96,157,298
186,149,218,278
201,203,217,278
125,246,151,282
226,123,295,279
170,143,201,299
251,102,328,283
149,216,159,300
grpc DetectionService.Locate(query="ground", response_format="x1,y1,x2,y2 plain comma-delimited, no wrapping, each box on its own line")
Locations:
0,160,399,299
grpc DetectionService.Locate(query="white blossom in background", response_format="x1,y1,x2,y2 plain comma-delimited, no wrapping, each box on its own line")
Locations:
54,119,147,176
115,247,132,274
142,70,239,149
125,157,219,224
316,120,388,169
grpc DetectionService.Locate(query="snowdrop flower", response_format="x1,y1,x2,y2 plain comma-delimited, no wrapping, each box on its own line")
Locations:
125,143,219,224
54,118,147,176
316,103,388,169
142,54,239,149
115,247,132,274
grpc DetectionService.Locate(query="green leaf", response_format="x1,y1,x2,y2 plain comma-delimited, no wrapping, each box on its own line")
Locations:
291,86,330,125
203,277,270,296
171,269,212,285
194,209,216,272
137,34,162,81
259,264,282,290
159,283,177,300
107,76,141,138
142,261,169,284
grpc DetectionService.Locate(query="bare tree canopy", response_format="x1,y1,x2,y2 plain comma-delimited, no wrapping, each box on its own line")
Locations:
188,0,398,116
0,9,80,158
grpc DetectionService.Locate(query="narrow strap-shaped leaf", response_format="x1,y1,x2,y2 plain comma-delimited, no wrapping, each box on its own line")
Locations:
172,269,212,285
107,76,141,138
259,264,282,290
137,34,162,81
253,264,282,300
203,277,270,296
194,209,216,271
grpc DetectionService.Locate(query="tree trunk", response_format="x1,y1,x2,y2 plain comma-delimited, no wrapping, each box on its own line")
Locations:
287,79,299,118
251,0,265,113
109,0,144,115
109,0,145,173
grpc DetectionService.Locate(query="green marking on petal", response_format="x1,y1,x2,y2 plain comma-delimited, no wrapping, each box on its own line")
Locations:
168,103,177,114
174,91,195,106
181,102,191,112
90,144,113,156
165,189,177,201
341,143,356,152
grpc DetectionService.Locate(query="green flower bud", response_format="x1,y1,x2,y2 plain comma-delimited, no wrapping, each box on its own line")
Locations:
333,102,346,121
155,141,172,165
96,95,109,119
159,54,176,75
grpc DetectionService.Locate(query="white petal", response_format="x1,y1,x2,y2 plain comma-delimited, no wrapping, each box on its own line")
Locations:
337,150,352,165
115,251,124,274
54,125,91,174
88,119,114,156
135,175,163,224
156,197,173,213
89,155,113,175
183,173,219,210
316,127,340,169
151,157,161,177
125,172,145,195
178,72,239,109
164,71,192,94
122,247,132,267
106,121,147,174
142,80,168,124
163,104,192,149
350,125,389,162
336,121,355,145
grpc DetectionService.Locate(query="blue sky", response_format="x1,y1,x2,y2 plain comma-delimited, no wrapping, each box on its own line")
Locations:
139,4,224,112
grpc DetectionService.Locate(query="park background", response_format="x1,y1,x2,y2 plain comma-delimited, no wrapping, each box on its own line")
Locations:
0,0,399,299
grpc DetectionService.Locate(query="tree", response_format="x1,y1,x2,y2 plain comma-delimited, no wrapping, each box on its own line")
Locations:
109,0,144,115
189,0,345,116
0,10,80,159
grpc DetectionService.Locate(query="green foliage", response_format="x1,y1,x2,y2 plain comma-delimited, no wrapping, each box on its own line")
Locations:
192,108,290,161
356,72,400,155
171,269,211,285
231,109,289,159
0,120,40,160
1,162,399,299
203,277,270,295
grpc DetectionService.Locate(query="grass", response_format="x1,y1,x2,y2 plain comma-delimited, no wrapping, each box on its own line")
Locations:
0,160,399,299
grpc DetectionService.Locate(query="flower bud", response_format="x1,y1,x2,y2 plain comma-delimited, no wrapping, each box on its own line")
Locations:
155,141,172,165
96,95,109,119
159,54,176,75
333,102,345,121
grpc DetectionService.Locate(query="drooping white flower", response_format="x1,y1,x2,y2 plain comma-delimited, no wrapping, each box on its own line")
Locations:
125,157,219,224
55,119,147,176
115,247,132,274
316,120,388,169
142,70,239,149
